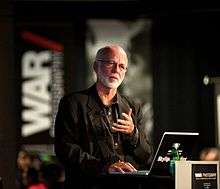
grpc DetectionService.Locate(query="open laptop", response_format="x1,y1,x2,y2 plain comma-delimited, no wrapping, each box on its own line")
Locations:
112,131,199,176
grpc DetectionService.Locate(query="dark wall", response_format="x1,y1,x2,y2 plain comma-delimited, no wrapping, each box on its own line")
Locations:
152,12,220,151
153,15,199,141
0,0,17,189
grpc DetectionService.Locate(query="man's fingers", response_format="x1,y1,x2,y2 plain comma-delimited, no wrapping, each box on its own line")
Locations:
112,166,125,173
128,108,132,117
108,161,137,173
112,122,133,134
125,162,137,171
116,119,129,125
121,108,132,120
112,123,127,132
111,126,126,133
121,113,130,120
122,164,135,172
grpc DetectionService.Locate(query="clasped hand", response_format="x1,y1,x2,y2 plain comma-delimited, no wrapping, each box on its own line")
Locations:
112,108,134,135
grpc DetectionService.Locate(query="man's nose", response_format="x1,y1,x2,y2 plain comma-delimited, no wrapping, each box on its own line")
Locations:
112,64,121,73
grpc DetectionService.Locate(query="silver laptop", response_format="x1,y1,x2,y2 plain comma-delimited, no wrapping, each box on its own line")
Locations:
112,131,199,176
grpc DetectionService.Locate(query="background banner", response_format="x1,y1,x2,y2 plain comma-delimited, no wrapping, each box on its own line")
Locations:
15,26,65,153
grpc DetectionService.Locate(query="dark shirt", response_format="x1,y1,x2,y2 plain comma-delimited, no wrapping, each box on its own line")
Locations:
102,102,125,160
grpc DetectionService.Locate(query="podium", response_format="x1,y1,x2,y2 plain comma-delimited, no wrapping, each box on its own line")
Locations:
175,161,219,189
98,174,174,189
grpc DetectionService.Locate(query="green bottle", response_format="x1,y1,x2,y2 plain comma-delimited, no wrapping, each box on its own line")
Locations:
169,143,180,176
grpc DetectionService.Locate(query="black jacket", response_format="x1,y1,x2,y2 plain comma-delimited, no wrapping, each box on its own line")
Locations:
54,84,153,188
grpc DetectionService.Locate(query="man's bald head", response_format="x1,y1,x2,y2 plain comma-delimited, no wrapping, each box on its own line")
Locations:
95,45,128,64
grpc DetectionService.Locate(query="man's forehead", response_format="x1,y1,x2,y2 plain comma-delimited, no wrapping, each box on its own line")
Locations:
96,46,127,62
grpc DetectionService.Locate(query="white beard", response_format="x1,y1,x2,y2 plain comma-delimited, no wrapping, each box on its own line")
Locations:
98,70,123,89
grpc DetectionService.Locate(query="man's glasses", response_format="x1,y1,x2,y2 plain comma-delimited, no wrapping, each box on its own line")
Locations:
96,59,127,72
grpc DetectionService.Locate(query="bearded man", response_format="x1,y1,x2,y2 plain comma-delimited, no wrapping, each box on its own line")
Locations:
55,45,153,188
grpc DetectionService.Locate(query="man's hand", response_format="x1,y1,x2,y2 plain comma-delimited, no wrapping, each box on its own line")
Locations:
108,160,137,173
112,108,134,135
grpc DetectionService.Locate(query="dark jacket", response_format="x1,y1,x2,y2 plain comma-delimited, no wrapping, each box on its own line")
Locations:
54,84,153,188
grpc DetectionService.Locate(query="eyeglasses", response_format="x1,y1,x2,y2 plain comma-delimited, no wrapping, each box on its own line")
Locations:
96,59,127,72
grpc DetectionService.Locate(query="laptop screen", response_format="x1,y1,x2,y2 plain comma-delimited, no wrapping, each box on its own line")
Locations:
148,131,199,176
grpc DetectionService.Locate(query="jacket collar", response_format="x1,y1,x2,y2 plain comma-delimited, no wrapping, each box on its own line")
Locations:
87,84,102,115
117,91,131,119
